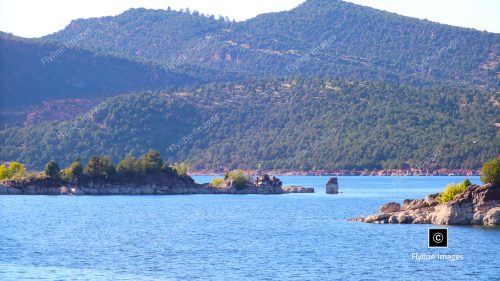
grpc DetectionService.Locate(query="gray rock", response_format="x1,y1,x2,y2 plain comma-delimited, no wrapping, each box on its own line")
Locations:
380,202,401,213
326,177,339,194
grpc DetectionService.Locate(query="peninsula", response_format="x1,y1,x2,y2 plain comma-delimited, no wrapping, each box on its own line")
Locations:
0,150,313,195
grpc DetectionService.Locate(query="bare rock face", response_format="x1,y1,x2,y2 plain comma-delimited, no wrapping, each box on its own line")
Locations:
380,202,401,213
0,184,22,194
354,184,500,226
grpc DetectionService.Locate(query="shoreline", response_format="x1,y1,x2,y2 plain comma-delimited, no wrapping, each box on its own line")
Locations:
190,169,481,177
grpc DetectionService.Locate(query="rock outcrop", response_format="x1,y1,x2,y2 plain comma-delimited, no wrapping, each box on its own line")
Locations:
326,177,339,194
354,184,500,226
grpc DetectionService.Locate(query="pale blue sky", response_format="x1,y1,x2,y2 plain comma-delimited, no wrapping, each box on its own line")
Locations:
0,0,498,38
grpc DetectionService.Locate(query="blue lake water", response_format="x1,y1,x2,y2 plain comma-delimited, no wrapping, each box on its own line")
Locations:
0,176,499,280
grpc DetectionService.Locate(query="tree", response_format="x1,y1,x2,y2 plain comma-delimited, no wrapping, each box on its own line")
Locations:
481,158,500,185
69,159,84,180
44,160,60,179
85,156,115,179
117,154,137,176
0,165,9,180
7,162,26,179
85,156,103,178
61,159,84,182
227,169,249,190
101,156,116,178
171,162,189,176
137,150,163,173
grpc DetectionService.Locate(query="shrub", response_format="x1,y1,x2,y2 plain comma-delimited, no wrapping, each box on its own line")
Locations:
171,163,189,176
480,158,500,185
0,165,9,180
44,160,60,179
211,178,224,187
6,162,26,179
440,179,472,203
227,170,249,190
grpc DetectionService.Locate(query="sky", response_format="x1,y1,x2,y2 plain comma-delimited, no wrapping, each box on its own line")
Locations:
0,0,498,38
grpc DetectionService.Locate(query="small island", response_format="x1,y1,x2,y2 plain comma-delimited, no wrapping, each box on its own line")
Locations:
353,158,500,226
0,150,313,195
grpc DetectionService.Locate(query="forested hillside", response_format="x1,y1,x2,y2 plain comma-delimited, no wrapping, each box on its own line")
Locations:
1,78,497,170
44,0,499,88
0,33,196,108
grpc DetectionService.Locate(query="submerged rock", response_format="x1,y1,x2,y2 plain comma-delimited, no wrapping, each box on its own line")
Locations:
354,184,500,226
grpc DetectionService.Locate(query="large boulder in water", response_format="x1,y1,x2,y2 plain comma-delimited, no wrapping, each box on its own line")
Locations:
326,177,339,194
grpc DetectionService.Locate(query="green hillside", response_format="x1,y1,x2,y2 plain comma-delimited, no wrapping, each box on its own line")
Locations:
1,78,498,170
44,0,499,88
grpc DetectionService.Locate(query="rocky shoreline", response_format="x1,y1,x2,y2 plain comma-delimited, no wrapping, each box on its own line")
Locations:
0,180,314,195
353,183,500,226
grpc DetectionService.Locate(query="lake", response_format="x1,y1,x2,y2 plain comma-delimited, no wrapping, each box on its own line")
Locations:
0,176,498,280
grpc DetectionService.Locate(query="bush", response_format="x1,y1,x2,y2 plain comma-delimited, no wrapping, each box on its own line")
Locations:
440,179,472,203
44,160,60,179
227,170,249,190
0,165,9,180
6,162,26,179
171,163,189,176
480,158,500,185
211,178,224,187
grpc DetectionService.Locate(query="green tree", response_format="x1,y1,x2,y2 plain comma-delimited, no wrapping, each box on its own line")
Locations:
137,150,163,173
69,159,84,180
7,162,26,179
480,158,500,185
0,165,9,180
227,169,249,190
61,159,84,182
85,156,103,178
117,154,137,176
44,160,60,179
171,162,189,176
85,156,115,179
101,156,116,178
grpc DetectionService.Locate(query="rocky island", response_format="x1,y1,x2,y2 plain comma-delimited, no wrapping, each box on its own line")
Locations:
0,151,313,195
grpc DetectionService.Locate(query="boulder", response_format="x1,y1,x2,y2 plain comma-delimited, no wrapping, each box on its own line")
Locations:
379,202,401,213
326,177,339,194
483,207,500,226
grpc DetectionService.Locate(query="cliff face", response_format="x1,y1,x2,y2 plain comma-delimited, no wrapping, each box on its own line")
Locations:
355,184,500,226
